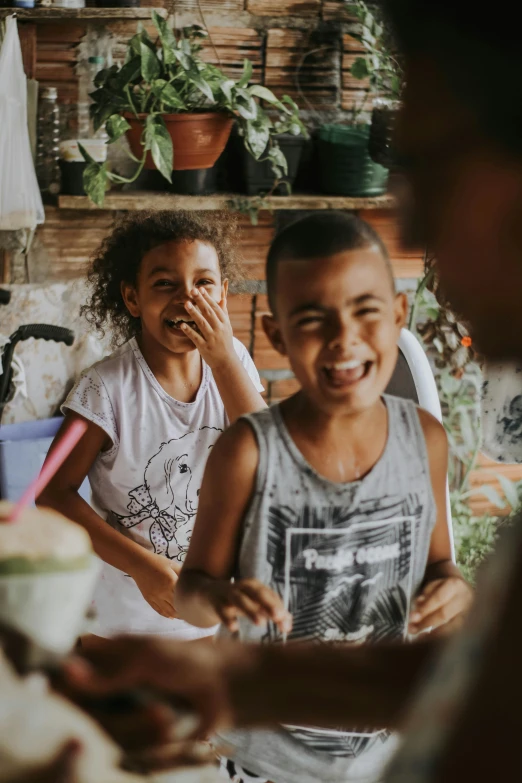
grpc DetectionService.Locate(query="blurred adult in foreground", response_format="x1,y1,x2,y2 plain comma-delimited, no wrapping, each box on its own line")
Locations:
64,3,522,782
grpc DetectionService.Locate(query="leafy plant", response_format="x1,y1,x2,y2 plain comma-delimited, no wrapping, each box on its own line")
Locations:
412,269,522,582
452,510,513,584
346,1,404,105
81,14,306,206
226,195,272,226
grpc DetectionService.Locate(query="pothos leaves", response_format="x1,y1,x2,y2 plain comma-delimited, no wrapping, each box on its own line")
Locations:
79,143,109,208
82,14,307,206
145,115,173,181
106,114,131,143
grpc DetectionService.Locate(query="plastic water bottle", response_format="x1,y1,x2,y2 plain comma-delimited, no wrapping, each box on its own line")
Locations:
36,87,61,195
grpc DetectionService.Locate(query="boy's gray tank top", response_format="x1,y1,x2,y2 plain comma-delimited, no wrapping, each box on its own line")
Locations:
217,395,437,783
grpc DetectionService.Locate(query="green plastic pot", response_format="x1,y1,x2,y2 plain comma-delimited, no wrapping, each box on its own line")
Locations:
318,124,389,197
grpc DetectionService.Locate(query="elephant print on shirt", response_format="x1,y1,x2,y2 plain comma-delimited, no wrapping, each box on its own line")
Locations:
111,426,222,561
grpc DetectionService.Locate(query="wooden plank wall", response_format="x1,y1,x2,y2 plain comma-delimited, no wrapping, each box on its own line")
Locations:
265,27,339,109
19,23,37,79
36,22,85,104
201,28,263,82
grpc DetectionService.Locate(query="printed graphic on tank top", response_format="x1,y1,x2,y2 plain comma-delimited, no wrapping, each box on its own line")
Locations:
267,507,415,756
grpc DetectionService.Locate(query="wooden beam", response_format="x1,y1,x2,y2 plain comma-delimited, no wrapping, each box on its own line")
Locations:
0,7,167,20
58,192,396,211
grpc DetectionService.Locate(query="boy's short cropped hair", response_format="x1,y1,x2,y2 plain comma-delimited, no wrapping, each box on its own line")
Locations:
266,212,394,313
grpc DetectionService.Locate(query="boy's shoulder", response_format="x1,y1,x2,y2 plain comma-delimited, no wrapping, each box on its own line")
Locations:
241,401,276,428
205,415,261,479
383,394,447,465
384,394,446,437
214,404,278,456
415,405,448,455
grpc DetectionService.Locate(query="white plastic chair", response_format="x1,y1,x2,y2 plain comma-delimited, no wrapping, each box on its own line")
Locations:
386,328,455,560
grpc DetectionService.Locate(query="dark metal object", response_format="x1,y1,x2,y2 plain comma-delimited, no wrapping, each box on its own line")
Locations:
0,324,74,422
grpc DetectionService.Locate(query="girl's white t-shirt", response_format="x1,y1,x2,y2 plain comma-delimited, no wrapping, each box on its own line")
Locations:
63,336,264,640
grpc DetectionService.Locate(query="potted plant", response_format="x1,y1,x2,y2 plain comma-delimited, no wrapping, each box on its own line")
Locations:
316,0,403,197
80,14,305,205
317,122,389,197
226,127,306,196
348,0,404,168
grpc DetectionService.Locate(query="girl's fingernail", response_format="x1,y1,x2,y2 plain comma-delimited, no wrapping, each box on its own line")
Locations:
192,289,199,296
186,302,193,309
410,613,421,623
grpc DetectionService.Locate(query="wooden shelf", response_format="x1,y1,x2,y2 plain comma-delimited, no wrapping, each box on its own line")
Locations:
58,191,396,211
0,7,167,20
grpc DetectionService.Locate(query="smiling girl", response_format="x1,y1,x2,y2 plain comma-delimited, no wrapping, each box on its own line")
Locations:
40,211,265,643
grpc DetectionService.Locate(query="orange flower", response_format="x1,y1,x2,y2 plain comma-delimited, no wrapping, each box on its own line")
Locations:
461,336,472,348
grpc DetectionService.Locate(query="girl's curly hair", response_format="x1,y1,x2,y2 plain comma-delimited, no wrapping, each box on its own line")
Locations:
82,210,243,346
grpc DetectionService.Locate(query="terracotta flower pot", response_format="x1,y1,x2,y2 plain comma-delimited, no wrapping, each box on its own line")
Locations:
124,112,234,172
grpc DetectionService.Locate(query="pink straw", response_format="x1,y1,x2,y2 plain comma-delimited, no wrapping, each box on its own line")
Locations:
6,419,88,523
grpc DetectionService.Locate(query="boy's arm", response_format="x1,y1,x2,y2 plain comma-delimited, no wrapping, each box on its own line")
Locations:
39,413,180,619
177,421,291,633
409,409,473,635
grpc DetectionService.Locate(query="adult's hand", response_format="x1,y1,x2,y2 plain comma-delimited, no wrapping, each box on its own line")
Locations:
61,633,439,751
61,638,241,743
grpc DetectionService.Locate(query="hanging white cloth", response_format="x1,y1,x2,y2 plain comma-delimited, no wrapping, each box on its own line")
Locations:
0,16,44,231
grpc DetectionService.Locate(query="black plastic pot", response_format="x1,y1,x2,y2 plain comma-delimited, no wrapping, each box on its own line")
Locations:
133,155,223,196
368,100,401,169
228,132,305,196
292,136,317,193
168,168,217,195
59,160,87,196
318,124,389,197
